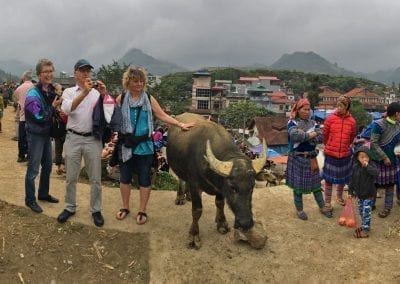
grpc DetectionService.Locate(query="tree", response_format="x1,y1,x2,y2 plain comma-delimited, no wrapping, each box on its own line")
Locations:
306,75,321,110
97,61,129,94
221,101,270,129
349,100,372,129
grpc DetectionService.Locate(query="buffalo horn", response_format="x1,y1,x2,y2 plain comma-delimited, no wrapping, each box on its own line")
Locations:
204,140,233,177
251,139,267,173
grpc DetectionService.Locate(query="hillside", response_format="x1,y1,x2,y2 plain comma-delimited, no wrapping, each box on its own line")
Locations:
118,48,187,75
0,59,33,79
271,51,357,77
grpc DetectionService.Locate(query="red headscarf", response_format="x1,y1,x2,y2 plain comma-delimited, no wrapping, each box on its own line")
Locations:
290,98,310,119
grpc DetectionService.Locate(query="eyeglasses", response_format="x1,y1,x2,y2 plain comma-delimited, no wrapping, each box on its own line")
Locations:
40,70,54,74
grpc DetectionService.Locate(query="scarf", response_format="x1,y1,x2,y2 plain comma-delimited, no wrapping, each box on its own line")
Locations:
121,91,154,162
290,98,310,119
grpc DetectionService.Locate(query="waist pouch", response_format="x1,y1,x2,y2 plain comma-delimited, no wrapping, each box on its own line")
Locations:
121,133,149,149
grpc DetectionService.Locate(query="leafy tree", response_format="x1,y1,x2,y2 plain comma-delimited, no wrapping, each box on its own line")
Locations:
349,99,372,129
306,75,321,110
97,61,129,94
221,101,270,129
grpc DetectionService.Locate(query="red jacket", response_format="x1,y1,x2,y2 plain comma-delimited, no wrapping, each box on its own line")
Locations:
323,110,356,158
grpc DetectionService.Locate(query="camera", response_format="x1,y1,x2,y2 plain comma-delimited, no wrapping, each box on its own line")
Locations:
92,80,98,88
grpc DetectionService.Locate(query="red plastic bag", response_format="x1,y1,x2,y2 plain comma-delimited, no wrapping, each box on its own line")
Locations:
338,197,358,228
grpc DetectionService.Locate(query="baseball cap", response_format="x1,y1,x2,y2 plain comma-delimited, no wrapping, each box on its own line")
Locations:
74,59,94,71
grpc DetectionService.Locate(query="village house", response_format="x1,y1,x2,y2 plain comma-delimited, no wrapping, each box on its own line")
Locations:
190,72,290,116
317,86,387,111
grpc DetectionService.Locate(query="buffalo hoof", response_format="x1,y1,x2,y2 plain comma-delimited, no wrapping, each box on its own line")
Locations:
187,235,201,250
233,222,267,250
217,222,230,234
175,196,186,205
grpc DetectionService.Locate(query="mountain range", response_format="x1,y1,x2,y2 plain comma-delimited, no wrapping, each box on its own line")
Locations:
270,51,400,84
1,49,399,84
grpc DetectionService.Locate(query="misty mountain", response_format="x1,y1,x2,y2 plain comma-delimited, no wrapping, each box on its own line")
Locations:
0,59,34,78
271,51,358,77
117,48,187,75
270,51,400,84
367,67,400,85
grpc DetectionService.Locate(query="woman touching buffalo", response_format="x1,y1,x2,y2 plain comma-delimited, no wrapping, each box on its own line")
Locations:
113,66,195,224
286,98,333,220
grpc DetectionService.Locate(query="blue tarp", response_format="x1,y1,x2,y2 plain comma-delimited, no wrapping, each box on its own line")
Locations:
249,145,281,157
313,110,383,121
370,112,382,120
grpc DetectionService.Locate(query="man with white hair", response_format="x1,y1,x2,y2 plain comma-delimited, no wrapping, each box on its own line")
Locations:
14,70,34,162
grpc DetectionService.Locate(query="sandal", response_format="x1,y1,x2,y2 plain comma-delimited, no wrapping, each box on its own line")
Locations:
296,211,308,220
320,206,333,218
116,208,130,220
378,208,391,218
136,212,148,225
336,198,345,206
354,227,369,238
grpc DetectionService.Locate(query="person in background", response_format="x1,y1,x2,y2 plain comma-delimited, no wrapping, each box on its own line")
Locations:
0,93,3,132
370,102,400,218
114,66,195,224
57,59,111,227
14,71,34,163
53,83,67,175
348,146,379,238
322,95,356,211
286,98,332,220
24,59,61,213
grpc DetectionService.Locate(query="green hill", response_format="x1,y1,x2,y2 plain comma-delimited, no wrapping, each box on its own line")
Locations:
118,48,187,75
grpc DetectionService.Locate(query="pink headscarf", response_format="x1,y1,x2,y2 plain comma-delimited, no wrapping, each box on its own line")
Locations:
290,98,310,119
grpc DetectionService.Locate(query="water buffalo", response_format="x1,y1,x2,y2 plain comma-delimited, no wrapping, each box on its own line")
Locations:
167,113,267,249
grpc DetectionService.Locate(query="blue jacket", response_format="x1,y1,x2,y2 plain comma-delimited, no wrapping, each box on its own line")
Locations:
24,83,56,135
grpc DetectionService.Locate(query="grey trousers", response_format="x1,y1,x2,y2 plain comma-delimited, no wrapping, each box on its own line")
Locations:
63,132,103,213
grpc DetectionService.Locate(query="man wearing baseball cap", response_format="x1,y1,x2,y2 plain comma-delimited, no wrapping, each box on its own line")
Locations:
57,59,107,227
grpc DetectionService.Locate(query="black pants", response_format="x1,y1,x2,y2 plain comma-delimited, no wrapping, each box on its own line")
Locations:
18,121,28,158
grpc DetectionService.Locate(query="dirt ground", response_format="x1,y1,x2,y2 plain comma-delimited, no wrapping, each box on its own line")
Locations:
2,106,400,283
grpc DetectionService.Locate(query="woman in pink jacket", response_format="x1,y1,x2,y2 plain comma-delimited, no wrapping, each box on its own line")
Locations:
322,95,356,211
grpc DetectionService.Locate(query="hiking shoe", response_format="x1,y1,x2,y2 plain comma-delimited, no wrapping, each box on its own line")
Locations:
57,210,75,223
26,201,43,213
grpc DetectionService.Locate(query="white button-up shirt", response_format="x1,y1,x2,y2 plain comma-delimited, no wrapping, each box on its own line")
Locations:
61,85,100,133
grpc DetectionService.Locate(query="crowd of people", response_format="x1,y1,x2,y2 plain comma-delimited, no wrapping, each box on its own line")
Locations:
3,59,400,239
286,97,400,239
2,59,194,227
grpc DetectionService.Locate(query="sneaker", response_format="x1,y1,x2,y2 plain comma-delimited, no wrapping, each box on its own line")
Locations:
92,211,104,227
26,201,43,213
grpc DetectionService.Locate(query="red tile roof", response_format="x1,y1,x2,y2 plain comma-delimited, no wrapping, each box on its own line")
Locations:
344,88,380,98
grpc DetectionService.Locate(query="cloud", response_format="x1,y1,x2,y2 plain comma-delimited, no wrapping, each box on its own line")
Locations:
0,0,400,73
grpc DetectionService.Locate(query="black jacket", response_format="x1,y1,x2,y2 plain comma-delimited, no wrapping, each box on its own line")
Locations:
348,146,379,199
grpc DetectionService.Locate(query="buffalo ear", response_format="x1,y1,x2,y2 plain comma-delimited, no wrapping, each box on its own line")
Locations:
252,139,267,173
204,140,233,177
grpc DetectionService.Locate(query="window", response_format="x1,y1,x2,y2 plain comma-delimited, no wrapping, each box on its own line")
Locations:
196,88,211,97
197,100,209,110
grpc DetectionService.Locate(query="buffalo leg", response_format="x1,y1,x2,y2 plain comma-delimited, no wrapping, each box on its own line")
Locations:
188,192,202,249
175,179,187,205
215,194,230,234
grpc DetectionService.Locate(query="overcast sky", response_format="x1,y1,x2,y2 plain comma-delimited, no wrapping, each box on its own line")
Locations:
1,0,400,73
